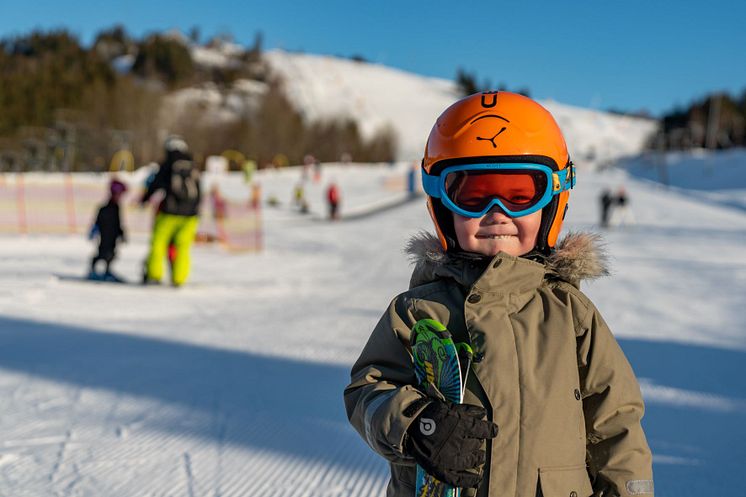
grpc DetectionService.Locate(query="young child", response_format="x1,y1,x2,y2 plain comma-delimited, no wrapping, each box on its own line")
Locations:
344,92,654,497
89,178,127,281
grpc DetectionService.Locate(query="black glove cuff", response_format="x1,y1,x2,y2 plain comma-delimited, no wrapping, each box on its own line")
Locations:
403,397,431,418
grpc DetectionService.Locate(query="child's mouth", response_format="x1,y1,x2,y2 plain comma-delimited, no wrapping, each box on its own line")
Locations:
477,234,516,240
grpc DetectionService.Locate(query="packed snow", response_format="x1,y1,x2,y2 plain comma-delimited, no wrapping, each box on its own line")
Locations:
0,150,744,496
617,148,746,211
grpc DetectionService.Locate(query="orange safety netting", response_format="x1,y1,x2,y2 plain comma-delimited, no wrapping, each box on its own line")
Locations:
0,174,262,252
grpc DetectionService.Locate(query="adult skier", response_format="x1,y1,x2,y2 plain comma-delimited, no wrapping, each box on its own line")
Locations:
141,136,201,286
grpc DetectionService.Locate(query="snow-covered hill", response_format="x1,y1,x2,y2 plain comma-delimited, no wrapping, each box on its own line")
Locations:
153,41,658,166
264,50,658,165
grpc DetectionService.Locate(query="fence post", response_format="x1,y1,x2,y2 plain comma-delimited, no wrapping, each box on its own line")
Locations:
65,173,76,233
17,174,27,234
255,204,263,251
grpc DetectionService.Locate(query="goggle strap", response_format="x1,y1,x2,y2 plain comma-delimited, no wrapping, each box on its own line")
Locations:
553,166,575,194
421,171,441,198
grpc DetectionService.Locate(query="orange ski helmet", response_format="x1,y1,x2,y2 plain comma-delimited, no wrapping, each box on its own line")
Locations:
422,91,573,254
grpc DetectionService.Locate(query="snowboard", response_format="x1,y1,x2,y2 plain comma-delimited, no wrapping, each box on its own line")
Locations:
88,271,127,283
411,319,473,497
54,272,130,285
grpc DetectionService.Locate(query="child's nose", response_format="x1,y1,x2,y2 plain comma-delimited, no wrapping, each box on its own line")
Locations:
484,205,510,223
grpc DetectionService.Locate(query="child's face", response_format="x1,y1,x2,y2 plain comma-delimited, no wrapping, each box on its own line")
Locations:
453,208,541,257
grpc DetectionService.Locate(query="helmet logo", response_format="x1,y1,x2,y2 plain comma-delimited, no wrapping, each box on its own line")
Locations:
471,114,510,149
476,127,507,148
480,91,499,108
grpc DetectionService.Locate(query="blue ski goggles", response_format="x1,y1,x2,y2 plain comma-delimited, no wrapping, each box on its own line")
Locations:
422,162,575,218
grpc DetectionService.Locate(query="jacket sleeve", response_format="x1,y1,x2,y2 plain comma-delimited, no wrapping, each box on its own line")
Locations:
89,208,102,240
577,303,654,497
343,295,428,464
117,213,126,241
141,163,170,203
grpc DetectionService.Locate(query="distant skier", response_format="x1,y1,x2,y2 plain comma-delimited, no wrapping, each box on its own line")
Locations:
141,136,202,286
611,186,636,227
293,181,309,214
210,184,228,242
302,154,315,181
242,160,257,184
210,184,227,222
142,161,178,274
313,159,322,183
250,182,262,210
599,188,613,228
407,162,417,196
326,181,340,220
89,179,127,282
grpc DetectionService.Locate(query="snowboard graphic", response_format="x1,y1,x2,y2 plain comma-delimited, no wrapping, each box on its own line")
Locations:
411,319,473,497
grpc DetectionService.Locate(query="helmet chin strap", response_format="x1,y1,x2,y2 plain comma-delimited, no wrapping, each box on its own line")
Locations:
535,199,557,255
536,157,573,255
432,198,461,252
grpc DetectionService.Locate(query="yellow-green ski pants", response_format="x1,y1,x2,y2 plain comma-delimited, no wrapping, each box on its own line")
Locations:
146,213,199,286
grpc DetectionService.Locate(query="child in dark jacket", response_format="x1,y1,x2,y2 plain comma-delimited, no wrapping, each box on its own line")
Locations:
89,179,127,280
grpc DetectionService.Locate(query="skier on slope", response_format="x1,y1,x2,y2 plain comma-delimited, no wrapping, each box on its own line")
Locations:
326,181,340,220
599,188,614,228
141,135,202,286
89,178,128,281
344,92,654,497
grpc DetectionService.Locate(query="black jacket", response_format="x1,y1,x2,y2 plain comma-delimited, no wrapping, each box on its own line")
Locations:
142,150,202,217
95,201,125,248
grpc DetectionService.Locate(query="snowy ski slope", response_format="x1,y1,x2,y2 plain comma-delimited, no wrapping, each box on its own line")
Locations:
0,154,745,496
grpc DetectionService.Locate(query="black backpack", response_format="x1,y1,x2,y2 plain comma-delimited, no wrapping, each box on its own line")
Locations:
162,155,201,216
170,159,200,203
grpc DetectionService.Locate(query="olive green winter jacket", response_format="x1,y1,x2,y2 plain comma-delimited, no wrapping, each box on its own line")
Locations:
344,232,653,497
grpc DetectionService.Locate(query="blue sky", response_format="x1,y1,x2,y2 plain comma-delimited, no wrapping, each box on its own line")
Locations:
2,1,744,116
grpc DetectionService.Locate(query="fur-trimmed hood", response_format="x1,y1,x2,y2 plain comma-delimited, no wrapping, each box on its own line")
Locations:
405,231,610,289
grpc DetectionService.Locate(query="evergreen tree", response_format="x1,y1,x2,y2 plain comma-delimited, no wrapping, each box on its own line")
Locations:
456,68,480,96
132,34,194,88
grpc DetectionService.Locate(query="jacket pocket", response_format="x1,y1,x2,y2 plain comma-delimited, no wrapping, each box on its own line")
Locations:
538,465,593,497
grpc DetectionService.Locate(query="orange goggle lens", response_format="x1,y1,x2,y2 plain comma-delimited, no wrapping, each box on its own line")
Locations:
445,169,548,213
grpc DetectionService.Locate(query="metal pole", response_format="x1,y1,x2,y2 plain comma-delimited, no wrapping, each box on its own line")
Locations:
705,94,722,150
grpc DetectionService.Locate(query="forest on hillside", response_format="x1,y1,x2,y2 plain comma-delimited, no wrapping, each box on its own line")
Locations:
1,26,741,172
0,27,396,171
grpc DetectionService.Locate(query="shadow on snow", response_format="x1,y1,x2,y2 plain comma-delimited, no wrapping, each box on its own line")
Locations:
620,338,746,496
2,318,743,494
0,316,382,474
